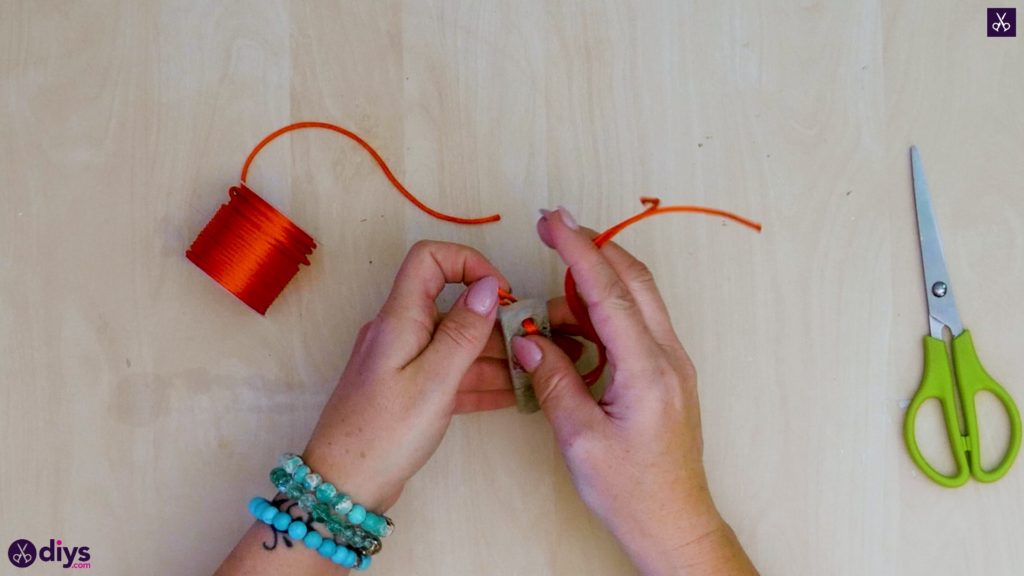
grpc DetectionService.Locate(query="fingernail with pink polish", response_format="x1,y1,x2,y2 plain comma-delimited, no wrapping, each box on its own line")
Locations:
556,206,579,230
466,276,499,316
511,336,543,371
537,213,555,248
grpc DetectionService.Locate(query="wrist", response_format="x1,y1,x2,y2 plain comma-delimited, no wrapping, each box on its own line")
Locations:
302,440,401,513
609,491,727,575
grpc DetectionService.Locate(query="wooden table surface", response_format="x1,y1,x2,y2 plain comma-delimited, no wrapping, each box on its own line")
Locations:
3,1,1023,574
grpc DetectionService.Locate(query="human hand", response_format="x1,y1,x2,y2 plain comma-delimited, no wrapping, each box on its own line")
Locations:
301,240,512,512
301,240,583,513
511,208,757,575
218,240,583,575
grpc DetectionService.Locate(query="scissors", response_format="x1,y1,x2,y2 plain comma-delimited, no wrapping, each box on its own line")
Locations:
903,146,1022,487
11,542,34,565
993,11,1011,33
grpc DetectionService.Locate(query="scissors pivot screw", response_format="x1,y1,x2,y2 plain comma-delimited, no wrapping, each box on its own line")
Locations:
931,281,947,298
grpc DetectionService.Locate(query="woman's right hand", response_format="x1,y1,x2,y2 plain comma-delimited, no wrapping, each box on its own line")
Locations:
511,207,757,576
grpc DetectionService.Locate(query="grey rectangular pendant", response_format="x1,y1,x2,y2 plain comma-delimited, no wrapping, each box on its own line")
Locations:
498,299,551,413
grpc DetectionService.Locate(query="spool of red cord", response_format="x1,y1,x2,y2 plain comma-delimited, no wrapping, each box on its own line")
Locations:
186,184,316,315
186,121,501,315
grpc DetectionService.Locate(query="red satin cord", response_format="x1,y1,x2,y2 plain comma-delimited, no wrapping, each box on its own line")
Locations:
495,289,540,334
186,184,317,314
565,198,762,386
240,121,501,225
498,287,517,306
521,317,542,336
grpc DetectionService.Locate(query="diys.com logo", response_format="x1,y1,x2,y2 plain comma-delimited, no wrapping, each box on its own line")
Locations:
7,538,91,569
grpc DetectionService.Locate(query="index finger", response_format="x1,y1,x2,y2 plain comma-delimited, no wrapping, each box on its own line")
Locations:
378,240,509,363
595,238,684,352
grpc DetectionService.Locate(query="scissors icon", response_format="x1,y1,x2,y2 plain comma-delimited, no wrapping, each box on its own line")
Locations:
11,542,34,565
993,12,1012,32
903,147,1022,487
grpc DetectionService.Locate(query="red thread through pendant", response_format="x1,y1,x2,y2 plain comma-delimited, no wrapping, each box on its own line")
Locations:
498,198,761,387
187,122,501,314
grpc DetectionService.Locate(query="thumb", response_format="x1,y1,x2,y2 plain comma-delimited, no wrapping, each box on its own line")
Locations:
412,276,500,385
512,335,604,443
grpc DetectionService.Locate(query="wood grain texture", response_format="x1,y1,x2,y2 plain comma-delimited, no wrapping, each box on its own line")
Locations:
2,1,1022,574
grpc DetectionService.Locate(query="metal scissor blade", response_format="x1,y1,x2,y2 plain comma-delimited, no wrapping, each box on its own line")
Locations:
911,146,963,338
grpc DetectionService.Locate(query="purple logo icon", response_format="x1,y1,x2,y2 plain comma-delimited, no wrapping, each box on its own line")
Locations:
8,539,37,568
988,8,1016,36
6,538,91,569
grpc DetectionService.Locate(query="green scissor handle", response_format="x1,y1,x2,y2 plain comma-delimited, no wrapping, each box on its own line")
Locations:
903,330,1022,487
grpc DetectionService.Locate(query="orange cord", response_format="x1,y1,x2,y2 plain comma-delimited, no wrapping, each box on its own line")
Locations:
520,317,541,336
498,287,517,305
197,123,761,328
240,122,501,225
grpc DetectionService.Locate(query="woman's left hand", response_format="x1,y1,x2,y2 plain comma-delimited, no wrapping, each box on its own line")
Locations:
218,240,583,575
303,240,513,512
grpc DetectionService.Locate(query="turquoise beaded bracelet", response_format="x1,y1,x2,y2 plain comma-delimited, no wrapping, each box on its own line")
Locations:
249,496,371,571
273,454,393,544
269,468,380,555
